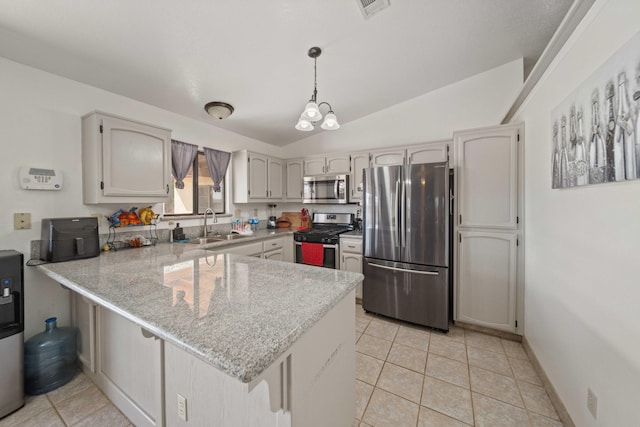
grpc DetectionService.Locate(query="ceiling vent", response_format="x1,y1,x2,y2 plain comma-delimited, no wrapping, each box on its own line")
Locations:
356,0,390,19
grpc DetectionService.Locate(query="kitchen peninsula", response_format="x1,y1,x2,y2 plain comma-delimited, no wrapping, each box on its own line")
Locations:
36,243,363,427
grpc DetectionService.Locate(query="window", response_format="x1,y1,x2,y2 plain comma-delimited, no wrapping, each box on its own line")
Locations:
164,152,225,215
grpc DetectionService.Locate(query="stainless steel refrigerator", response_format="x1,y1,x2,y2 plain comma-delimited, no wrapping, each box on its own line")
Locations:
362,162,449,331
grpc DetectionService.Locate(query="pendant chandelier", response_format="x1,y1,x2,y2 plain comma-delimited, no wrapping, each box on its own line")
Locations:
295,47,340,132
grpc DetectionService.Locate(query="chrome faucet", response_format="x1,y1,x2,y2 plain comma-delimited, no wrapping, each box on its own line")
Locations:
203,208,217,237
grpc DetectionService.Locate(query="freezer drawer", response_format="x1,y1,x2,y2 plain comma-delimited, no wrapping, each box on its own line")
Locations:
362,258,448,331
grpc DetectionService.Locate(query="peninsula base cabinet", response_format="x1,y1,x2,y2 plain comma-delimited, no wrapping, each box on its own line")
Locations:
164,290,356,427
70,287,356,427
72,295,164,427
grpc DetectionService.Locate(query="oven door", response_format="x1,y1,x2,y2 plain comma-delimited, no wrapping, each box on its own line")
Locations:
295,242,339,269
303,175,348,204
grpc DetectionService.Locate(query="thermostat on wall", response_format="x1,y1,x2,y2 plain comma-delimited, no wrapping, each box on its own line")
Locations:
19,167,63,190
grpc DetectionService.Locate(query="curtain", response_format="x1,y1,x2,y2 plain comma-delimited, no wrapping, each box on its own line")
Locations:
203,147,231,192
171,140,199,189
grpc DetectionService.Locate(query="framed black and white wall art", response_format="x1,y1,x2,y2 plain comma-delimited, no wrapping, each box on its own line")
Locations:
551,31,640,189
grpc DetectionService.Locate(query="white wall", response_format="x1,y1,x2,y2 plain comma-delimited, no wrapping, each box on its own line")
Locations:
0,57,283,339
510,0,640,425
283,58,523,156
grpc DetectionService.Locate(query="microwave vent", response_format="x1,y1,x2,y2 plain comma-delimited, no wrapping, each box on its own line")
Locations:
357,0,390,19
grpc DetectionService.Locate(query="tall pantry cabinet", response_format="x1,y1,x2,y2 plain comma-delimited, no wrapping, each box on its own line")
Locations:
453,124,523,334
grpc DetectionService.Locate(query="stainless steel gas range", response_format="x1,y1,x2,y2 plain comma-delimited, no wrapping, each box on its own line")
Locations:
293,213,354,269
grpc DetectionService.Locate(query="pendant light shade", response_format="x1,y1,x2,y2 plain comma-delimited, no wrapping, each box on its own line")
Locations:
295,47,339,132
302,101,322,121
321,112,340,130
295,116,314,131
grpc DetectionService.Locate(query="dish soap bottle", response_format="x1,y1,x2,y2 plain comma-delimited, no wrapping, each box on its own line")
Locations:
172,222,185,241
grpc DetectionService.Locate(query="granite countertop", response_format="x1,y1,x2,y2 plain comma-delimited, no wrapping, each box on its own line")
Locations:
341,230,363,237
37,242,363,384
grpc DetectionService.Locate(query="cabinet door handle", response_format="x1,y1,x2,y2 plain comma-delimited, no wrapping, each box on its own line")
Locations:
347,245,356,249
166,184,169,194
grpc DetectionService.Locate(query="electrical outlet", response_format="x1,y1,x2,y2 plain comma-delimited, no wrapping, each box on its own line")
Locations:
13,213,31,230
177,394,187,421
587,387,598,419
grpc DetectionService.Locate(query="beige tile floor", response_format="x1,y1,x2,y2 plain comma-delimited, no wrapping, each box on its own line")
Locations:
0,372,132,427
354,305,563,427
2,305,563,427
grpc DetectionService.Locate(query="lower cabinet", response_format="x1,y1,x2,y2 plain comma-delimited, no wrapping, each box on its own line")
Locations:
339,236,363,300
71,292,97,373
457,231,517,332
72,294,163,427
94,307,164,427
217,235,293,262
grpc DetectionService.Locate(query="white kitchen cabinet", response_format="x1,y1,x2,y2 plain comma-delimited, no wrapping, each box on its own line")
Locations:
340,235,363,300
94,306,163,427
224,241,264,257
81,111,171,204
453,123,523,334
457,231,517,332
349,152,370,202
370,148,405,167
303,154,350,175
267,157,283,199
456,127,519,229
70,292,97,373
285,158,304,201
407,141,449,164
232,150,284,203
263,236,285,261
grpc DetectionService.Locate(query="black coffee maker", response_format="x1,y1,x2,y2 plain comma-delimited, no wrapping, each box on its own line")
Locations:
267,204,277,229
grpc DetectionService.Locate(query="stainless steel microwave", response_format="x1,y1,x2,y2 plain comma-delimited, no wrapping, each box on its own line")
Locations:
303,174,349,204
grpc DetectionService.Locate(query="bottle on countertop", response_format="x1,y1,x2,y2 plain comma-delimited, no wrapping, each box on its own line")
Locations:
172,223,185,241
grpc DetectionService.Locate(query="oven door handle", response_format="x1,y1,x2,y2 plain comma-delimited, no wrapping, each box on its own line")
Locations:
295,242,338,249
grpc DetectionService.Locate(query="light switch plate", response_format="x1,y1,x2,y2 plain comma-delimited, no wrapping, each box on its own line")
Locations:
14,213,31,230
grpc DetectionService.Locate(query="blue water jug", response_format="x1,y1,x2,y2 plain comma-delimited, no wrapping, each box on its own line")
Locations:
24,317,78,395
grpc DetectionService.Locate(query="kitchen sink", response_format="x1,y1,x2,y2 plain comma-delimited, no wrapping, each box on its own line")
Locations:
187,234,249,244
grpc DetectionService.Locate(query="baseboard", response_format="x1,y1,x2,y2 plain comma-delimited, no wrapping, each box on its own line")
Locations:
454,320,522,342
522,336,575,427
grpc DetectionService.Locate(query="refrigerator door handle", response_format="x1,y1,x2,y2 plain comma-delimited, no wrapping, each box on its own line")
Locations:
394,180,400,247
401,178,407,247
368,262,439,276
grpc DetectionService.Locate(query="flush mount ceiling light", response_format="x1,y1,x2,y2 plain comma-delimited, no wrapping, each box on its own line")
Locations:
204,101,234,120
295,47,340,132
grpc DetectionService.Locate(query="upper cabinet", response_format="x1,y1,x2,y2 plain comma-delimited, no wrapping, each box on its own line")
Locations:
455,127,519,229
369,148,405,167
81,112,171,204
407,142,448,164
285,159,304,201
349,152,370,202
232,150,283,203
303,154,351,176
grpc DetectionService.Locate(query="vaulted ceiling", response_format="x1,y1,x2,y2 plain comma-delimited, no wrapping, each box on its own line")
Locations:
0,0,574,145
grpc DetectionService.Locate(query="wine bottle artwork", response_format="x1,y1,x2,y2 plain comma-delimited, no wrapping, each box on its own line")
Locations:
551,31,640,189
589,91,606,184
552,121,560,189
614,72,636,180
604,82,617,182
575,108,589,186
560,116,570,188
